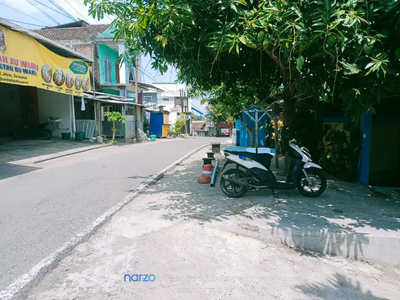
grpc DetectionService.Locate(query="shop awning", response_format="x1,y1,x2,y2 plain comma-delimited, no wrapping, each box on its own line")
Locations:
0,18,93,63
0,18,92,97
102,82,163,93
83,92,143,106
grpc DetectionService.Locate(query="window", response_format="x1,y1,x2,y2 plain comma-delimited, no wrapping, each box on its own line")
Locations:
125,106,134,115
104,58,112,83
115,63,120,84
144,96,153,103
101,105,112,121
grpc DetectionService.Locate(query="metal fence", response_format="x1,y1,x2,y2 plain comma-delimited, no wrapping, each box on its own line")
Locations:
76,120,96,139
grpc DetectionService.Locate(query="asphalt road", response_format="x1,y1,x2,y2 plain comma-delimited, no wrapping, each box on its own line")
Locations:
0,137,221,291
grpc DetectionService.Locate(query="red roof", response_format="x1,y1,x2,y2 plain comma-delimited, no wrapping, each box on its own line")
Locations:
217,123,233,128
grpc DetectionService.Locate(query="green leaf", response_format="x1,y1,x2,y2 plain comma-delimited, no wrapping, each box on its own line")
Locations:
233,0,247,5
239,36,256,48
363,44,373,55
239,36,247,45
365,62,374,69
342,62,361,75
262,37,269,49
327,35,336,48
297,56,305,70
395,48,400,60
381,28,389,39
257,31,265,43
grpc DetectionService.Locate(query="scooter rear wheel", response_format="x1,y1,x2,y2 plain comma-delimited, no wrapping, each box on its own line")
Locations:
42,130,52,140
220,169,248,198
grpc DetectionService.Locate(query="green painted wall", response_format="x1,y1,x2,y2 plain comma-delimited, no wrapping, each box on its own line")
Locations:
98,27,114,38
98,44,118,84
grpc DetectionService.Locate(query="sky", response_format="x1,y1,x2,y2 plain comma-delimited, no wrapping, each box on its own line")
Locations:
0,0,179,86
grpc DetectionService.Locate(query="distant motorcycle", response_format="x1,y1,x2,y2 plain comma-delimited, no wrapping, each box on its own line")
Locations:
14,121,52,140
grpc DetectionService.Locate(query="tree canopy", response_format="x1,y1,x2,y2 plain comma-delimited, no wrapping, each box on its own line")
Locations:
86,0,400,122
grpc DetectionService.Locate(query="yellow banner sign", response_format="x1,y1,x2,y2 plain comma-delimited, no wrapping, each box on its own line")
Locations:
0,25,90,96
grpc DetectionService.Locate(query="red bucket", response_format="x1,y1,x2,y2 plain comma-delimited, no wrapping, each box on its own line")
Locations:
202,164,213,175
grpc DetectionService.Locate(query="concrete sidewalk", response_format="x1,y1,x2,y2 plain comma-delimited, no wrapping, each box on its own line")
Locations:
0,139,108,165
23,146,400,300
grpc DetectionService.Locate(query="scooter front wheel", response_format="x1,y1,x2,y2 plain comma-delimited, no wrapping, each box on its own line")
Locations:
297,168,326,197
220,169,248,198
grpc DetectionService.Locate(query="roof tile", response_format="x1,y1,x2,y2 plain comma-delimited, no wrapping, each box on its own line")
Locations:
32,24,110,40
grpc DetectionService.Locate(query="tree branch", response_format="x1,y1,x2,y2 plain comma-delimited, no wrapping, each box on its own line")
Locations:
262,46,290,83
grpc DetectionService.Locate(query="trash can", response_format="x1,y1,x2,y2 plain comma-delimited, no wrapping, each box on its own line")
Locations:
150,134,156,141
61,132,70,140
75,131,85,141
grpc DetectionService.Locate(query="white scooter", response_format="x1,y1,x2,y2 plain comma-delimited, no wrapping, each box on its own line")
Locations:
218,128,326,198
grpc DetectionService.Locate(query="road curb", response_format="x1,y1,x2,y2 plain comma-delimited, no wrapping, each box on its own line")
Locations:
212,221,400,267
31,138,191,165
272,227,400,267
0,143,210,300
32,144,110,164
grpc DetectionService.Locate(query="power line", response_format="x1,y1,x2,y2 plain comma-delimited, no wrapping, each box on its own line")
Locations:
0,2,52,26
139,68,178,95
139,64,169,85
48,0,77,22
32,0,71,19
1,18,44,28
26,0,60,25
60,0,89,22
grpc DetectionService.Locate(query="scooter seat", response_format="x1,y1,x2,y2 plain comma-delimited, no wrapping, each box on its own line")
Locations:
224,150,273,169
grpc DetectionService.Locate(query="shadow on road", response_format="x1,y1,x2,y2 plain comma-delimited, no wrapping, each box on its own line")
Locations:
0,163,40,180
0,139,95,164
296,273,387,300
145,156,400,262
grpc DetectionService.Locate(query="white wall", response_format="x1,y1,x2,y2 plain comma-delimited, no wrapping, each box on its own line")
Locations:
156,100,175,110
151,83,187,98
169,111,179,125
118,44,126,84
37,89,73,137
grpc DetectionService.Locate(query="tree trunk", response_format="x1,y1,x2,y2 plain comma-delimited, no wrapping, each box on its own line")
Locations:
239,116,254,147
112,121,116,141
283,96,297,175
283,97,296,127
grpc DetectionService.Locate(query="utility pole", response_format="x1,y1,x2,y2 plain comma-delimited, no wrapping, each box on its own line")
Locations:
180,89,188,136
184,91,188,136
134,54,139,141
91,37,102,139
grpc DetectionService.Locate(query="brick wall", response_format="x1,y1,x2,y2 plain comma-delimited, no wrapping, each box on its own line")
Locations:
74,44,93,58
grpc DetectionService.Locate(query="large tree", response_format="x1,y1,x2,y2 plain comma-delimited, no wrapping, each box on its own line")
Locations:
86,0,400,124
